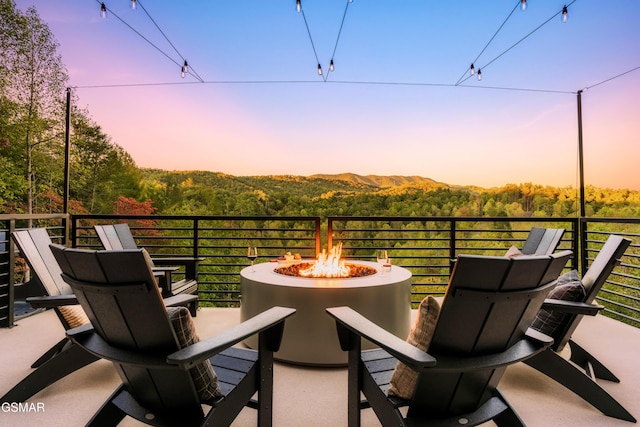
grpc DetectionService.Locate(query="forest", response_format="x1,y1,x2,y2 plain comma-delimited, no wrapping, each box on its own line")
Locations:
2,0,640,220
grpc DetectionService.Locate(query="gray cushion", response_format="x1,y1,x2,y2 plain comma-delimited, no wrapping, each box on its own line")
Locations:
167,306,222,401
531,270,586,338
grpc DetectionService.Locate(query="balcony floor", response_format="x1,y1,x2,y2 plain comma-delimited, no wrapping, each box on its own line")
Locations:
1,307,639,426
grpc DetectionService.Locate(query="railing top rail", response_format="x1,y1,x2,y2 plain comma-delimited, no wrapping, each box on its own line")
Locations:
328,216,579,223
73,214,321,221
0,214,69,221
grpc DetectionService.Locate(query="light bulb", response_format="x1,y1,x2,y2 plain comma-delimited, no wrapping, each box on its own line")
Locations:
521,0,527,11
329,60,335,72
100,3,107,18
131,0,136,10
477,69,482,81
317,64,323,76
296,0,301,12
181,60,188,78
562,5,568,23
470,63,475,76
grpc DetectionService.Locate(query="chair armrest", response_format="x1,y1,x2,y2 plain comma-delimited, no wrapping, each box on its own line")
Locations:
26,294,79,308
163,293,198,308
151,256,205,263
152,266,179,273
67,306,294,370
67,324,169,368
430,336,552,373
326,306,436,371
541,298,603,316
525,327,554,345
167,306,296,369
151,256,204,281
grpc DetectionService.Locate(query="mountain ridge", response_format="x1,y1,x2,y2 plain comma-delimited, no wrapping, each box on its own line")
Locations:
308,173,448,189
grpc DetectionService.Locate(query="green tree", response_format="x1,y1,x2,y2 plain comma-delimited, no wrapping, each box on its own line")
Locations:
0,0,68,214
69,110,142,212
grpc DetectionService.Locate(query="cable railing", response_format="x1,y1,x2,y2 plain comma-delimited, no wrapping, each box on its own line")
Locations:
1,214,639,328
580,218,640,326
71,215,322,306
328,217,580,303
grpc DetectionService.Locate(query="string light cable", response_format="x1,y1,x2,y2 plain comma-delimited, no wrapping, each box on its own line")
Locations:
136,0,204,82
458,0,577,86
297,0,355,81
95,0,203,82
584,65,640,91
299,6,325,80
455,0,520,86
326,0,353,80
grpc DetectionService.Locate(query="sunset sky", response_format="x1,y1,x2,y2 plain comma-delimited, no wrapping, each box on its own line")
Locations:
14,0,640,189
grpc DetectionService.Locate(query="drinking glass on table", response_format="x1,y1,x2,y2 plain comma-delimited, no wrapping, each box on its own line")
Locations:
376,250,391,274
247,247,258,272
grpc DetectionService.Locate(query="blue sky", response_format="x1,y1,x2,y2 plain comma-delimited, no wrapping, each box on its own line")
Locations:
14,0,640,189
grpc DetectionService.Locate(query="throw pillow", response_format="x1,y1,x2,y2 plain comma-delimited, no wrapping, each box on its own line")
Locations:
531,270,586,338
58,305,90,329
388,296,440,400
505,246,523,258
167,306,222,401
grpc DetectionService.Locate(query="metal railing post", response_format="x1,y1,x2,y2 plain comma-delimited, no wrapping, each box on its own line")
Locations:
449,220,456,275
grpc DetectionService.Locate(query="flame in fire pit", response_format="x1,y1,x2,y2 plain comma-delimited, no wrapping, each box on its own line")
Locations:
299,243,351,278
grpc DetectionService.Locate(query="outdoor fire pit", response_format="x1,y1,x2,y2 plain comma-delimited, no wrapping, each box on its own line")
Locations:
240,247,411,366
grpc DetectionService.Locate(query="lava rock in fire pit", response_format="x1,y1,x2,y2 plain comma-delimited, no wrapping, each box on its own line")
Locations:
274,262,377,278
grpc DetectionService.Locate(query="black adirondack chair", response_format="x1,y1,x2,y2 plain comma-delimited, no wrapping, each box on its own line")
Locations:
1,228,197,404
521,226,565,255
94,223,202,299
525,234,636,422
327,250,572,427
50,245,294,426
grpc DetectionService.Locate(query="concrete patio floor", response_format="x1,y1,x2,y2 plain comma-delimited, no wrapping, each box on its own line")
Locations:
1,307,638,426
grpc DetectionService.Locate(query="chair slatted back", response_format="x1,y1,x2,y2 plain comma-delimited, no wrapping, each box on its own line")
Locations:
522,227,565,255
553,235,631,350
412,251,571,418
94,224,124,250
95,223,141,251
12,228,71,297
113,223,140,249
50,245,202,414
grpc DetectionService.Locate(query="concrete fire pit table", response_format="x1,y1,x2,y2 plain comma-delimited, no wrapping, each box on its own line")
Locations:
240,260,412,366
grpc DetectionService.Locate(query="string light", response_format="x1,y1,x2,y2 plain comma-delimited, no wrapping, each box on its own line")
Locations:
329,59,335,72
131,0,136,10
477,69,482,81
296,0,301,13
181,60,188,78
100,3,107,19
562,5,568,23
317,64,323,75
520,0,527,11
470,63,475,76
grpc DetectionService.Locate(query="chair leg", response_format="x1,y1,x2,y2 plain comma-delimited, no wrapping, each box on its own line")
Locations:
87,386,128,427
347,347,363,427
524,349,636,422
493,390,526,427
361,370,404,427
568,340,620,382
1,341,98,403
30,338,69,368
